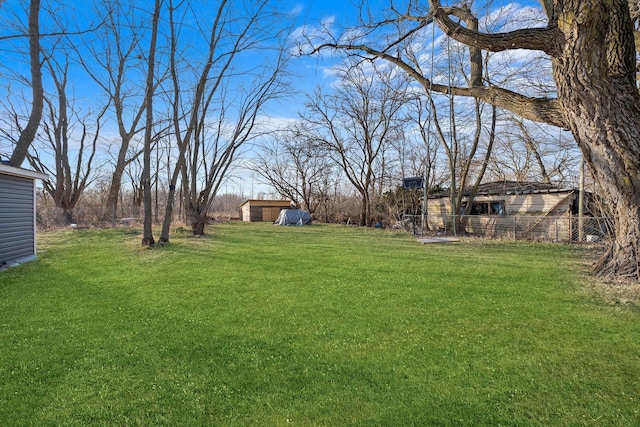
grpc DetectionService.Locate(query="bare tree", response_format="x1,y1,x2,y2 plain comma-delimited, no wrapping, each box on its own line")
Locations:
184,66,289,236
0,0,105,168
139,0,162,247
158,0,291,241
1,0,43,167
301,61,408,226
123,156,143,218
488,118,579,185
403,95,446,229
26,55,105,224
76,0,150,221
311,1,640,279
254,125,334,215
403,27,497,233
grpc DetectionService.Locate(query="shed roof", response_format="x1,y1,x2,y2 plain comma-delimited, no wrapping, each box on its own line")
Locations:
429,180,576,199
241,199,291,207
0,162,48,180
471,181,575,196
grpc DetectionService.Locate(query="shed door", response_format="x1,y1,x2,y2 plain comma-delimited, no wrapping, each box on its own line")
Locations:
0,174,36,264
249,206,263,222
263,207,283,222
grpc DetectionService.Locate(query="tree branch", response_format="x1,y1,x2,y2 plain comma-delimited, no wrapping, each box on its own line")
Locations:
314,42,566,128
0,26,103,42
429,0,561,56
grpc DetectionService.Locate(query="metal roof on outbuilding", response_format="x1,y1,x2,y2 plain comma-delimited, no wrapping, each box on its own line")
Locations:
428,180,576,198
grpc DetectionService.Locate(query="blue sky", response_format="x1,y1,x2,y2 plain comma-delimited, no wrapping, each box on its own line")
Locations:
0,0,544,124
0,0,368,192
280,0,383,116
0,0,550,196
0,0,354,113
282,0,545,112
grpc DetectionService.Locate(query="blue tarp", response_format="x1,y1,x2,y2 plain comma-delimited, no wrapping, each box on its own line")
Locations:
273,209,312,226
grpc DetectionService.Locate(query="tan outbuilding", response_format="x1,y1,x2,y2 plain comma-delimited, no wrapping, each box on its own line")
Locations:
240,199,292,222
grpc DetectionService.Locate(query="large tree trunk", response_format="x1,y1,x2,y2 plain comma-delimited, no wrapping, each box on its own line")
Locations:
186,203,208,236
61,207,74,225
190,213,207,236
593,196,640,278
553,2,640,278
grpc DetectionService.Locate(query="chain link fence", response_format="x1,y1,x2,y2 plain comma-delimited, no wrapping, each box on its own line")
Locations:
399,214,614,244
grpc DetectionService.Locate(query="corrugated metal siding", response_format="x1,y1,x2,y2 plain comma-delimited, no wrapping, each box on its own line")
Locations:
0,173,35,264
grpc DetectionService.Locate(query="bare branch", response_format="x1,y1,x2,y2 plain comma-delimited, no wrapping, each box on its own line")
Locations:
315,42,565,128
0,25,103,42
429,0,560,56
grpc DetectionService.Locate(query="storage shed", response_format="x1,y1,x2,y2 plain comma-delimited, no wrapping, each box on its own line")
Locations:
425,181,592,240
0,162,48,268
426,181,579,218
240,199,292,222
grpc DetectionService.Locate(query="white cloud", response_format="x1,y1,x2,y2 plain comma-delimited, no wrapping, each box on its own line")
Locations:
290,15,337,56
288,4,304,17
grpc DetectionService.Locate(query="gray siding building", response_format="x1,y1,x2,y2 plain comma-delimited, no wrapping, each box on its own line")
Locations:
0,162,48,267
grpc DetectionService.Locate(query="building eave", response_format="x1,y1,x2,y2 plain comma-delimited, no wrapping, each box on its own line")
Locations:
0,163,49,180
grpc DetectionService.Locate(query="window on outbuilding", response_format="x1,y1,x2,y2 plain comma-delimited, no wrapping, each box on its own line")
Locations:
460,200,505,216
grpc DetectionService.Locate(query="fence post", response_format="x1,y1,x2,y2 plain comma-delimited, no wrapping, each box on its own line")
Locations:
569,212,573,244
555,217,559,242
513,216,517,241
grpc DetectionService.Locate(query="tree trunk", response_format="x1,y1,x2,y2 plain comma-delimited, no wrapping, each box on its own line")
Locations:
10,0,43,167
186,203,207,236
359,191,369,226
553,2,640,278
190,214,207,236
141,0,161,248
104,162,126,222
593,197,640,278
59,207,74,225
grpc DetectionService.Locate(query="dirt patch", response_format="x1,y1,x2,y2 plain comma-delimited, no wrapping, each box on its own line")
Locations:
584,276,640,309
576,245,640,309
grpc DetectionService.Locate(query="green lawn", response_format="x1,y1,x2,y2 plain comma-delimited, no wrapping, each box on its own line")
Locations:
1,222,639,426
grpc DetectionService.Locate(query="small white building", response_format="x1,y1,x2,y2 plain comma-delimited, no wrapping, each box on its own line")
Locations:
0,162,48,268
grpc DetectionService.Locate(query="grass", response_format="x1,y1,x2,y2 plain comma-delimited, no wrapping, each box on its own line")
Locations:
1,222,639,426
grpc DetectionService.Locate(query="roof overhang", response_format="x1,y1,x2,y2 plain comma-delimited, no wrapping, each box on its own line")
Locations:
0,163,49,180
241,199,291,207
